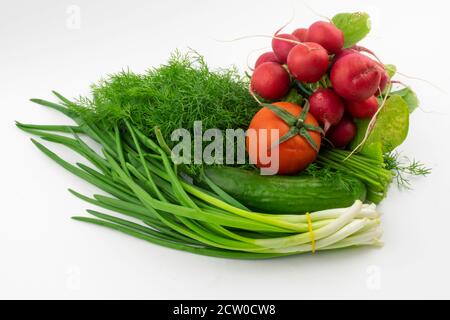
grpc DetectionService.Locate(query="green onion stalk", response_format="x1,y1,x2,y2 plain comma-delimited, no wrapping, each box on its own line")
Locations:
317,149,394,203
16,92,383,259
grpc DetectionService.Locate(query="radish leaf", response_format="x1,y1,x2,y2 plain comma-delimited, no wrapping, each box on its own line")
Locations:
385,64,397,78
332,12,371,48
390,88,419,113
352,96,410,159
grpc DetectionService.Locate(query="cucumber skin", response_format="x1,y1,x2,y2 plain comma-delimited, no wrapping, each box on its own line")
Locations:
204,167,367,215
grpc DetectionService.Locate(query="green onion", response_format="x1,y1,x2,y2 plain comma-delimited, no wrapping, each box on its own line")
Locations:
317,149,394,203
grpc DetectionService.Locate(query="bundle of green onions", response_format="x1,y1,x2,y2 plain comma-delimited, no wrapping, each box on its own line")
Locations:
317,150,394,204
16,92,383,259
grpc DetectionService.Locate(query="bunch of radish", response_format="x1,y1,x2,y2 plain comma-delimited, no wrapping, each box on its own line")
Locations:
250,20,390,149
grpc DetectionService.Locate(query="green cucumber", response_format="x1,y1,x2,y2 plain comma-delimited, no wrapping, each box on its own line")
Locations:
203,167,367,215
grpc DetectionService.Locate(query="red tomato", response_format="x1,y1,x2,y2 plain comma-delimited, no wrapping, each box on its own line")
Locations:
246,102,322,175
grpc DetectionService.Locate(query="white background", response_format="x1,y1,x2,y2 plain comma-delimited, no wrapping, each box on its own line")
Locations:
1,0,450,299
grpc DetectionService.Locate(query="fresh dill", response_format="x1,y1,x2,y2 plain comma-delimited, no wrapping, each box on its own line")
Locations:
384,152,431,189
74,50,260,144
304,163,353,191
69,51,261,175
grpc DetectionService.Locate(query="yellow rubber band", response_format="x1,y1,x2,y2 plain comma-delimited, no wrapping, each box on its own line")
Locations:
306,213,316,254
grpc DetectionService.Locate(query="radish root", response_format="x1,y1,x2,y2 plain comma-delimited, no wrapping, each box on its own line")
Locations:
274,8,296,36
246,46,272,71
248,83,264,106
353,45,383,64
301,1,331,21
397,72,446,94
216,34,309,48
344,82,392,161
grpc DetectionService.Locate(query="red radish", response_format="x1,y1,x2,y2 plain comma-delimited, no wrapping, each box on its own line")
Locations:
306,21,344,54
346,96,379,119
292,28,308,42
255,51,280,69
334,50,389,95
255,52,280,68
327,116,357,148
333,48,358,63
287,42,329,83
308,88,345,132
351,45,390,94
272,33,299,64
251,62,290,100
330,53,382,101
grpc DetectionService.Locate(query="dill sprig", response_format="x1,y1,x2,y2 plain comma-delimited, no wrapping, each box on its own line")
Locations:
384,152,431,189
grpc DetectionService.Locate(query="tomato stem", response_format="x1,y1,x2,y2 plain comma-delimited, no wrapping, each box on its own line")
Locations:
264,102,323,151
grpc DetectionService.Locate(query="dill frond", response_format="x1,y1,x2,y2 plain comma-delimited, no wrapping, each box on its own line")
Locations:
384,152,431,189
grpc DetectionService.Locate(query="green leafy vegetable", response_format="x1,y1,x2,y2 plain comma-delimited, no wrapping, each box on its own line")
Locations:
390,87,420,113
385,64,397,78
350,119,381,161
352,95,410,160
332,12,371,48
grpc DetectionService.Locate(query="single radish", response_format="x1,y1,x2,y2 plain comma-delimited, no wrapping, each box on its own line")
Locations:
287,42,329,83
346,96,379,119
292,28,308,42
308,88,345,132
255,52,280,69
272,33,299,64
327,116,357,148
335,50,389,95
251,62,290,100
333,48,358,63
306,21,344,54
351,46,390,94
330,53,382,101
